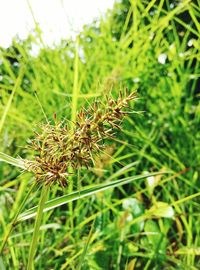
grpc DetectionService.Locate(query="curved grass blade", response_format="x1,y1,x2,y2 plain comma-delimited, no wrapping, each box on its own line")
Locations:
8,223,61,240
77,219,95,270
18,172,168,222
0,152,26,170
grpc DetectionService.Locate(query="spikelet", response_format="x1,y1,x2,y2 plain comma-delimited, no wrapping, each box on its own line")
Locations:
24,90,137,187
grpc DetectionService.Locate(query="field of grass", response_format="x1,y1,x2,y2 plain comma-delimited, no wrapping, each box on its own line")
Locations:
0,0,200,269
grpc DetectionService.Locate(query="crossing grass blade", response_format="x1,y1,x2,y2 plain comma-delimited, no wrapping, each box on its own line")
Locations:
18,172,168,222
0,152,26,170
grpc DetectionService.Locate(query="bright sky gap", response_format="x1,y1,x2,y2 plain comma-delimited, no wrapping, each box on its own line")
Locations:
0,0,115,48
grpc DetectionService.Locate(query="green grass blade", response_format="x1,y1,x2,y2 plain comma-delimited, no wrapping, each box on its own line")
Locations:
27,184,49,270
77,220,95,270
0,152,26,170
18,172,167,222
71,37,80,123
0,183,36,254
0,65,25,134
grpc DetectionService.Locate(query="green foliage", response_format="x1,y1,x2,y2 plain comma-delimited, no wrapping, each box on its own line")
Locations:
0,0,200,269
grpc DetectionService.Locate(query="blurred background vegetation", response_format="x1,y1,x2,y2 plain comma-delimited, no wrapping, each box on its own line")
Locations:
0,0,200,269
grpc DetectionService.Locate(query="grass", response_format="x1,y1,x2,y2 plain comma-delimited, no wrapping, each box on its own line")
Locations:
0,0,200,269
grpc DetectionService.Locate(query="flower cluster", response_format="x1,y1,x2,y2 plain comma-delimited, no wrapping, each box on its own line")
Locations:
24,90,137,187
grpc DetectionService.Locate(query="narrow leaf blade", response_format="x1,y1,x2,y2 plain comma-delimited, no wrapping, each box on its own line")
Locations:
0,152,26,170
18,172,168,222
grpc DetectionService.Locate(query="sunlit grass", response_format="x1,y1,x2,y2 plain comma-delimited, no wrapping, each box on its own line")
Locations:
0,0,199,269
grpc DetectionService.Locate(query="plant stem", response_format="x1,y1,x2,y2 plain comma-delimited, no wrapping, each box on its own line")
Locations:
0,182,36,255
0,213,18,268
27,184,49,270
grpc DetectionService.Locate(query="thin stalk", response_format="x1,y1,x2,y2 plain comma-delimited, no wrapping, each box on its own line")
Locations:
0,182,36,254
0,214,18,268
117,228,125,270
68,37,79,230
77,219,95,270
27,184,49,270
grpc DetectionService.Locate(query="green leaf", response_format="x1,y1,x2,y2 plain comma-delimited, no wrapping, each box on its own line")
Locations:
148,201,174,219
122,198,144,233
144,220,167,261
0,152,26,170
0,257,6,270
144,220,161,249
175,247,200,255
9,223,61,239
18,172,167,222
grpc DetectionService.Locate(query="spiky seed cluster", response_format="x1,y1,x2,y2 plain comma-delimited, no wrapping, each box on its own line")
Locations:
24,90,137,187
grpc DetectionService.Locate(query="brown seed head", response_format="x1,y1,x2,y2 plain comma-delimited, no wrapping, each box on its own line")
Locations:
24,90,137,187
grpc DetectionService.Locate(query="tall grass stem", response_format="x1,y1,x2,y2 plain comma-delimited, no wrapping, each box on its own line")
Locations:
0,182,36,255
27,184,49,270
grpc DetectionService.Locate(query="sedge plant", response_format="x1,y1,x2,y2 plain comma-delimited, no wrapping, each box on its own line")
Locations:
0,0,199,268
1,90,137,269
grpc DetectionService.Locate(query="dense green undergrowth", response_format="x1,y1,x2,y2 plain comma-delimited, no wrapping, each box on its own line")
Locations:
0,0,200,269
